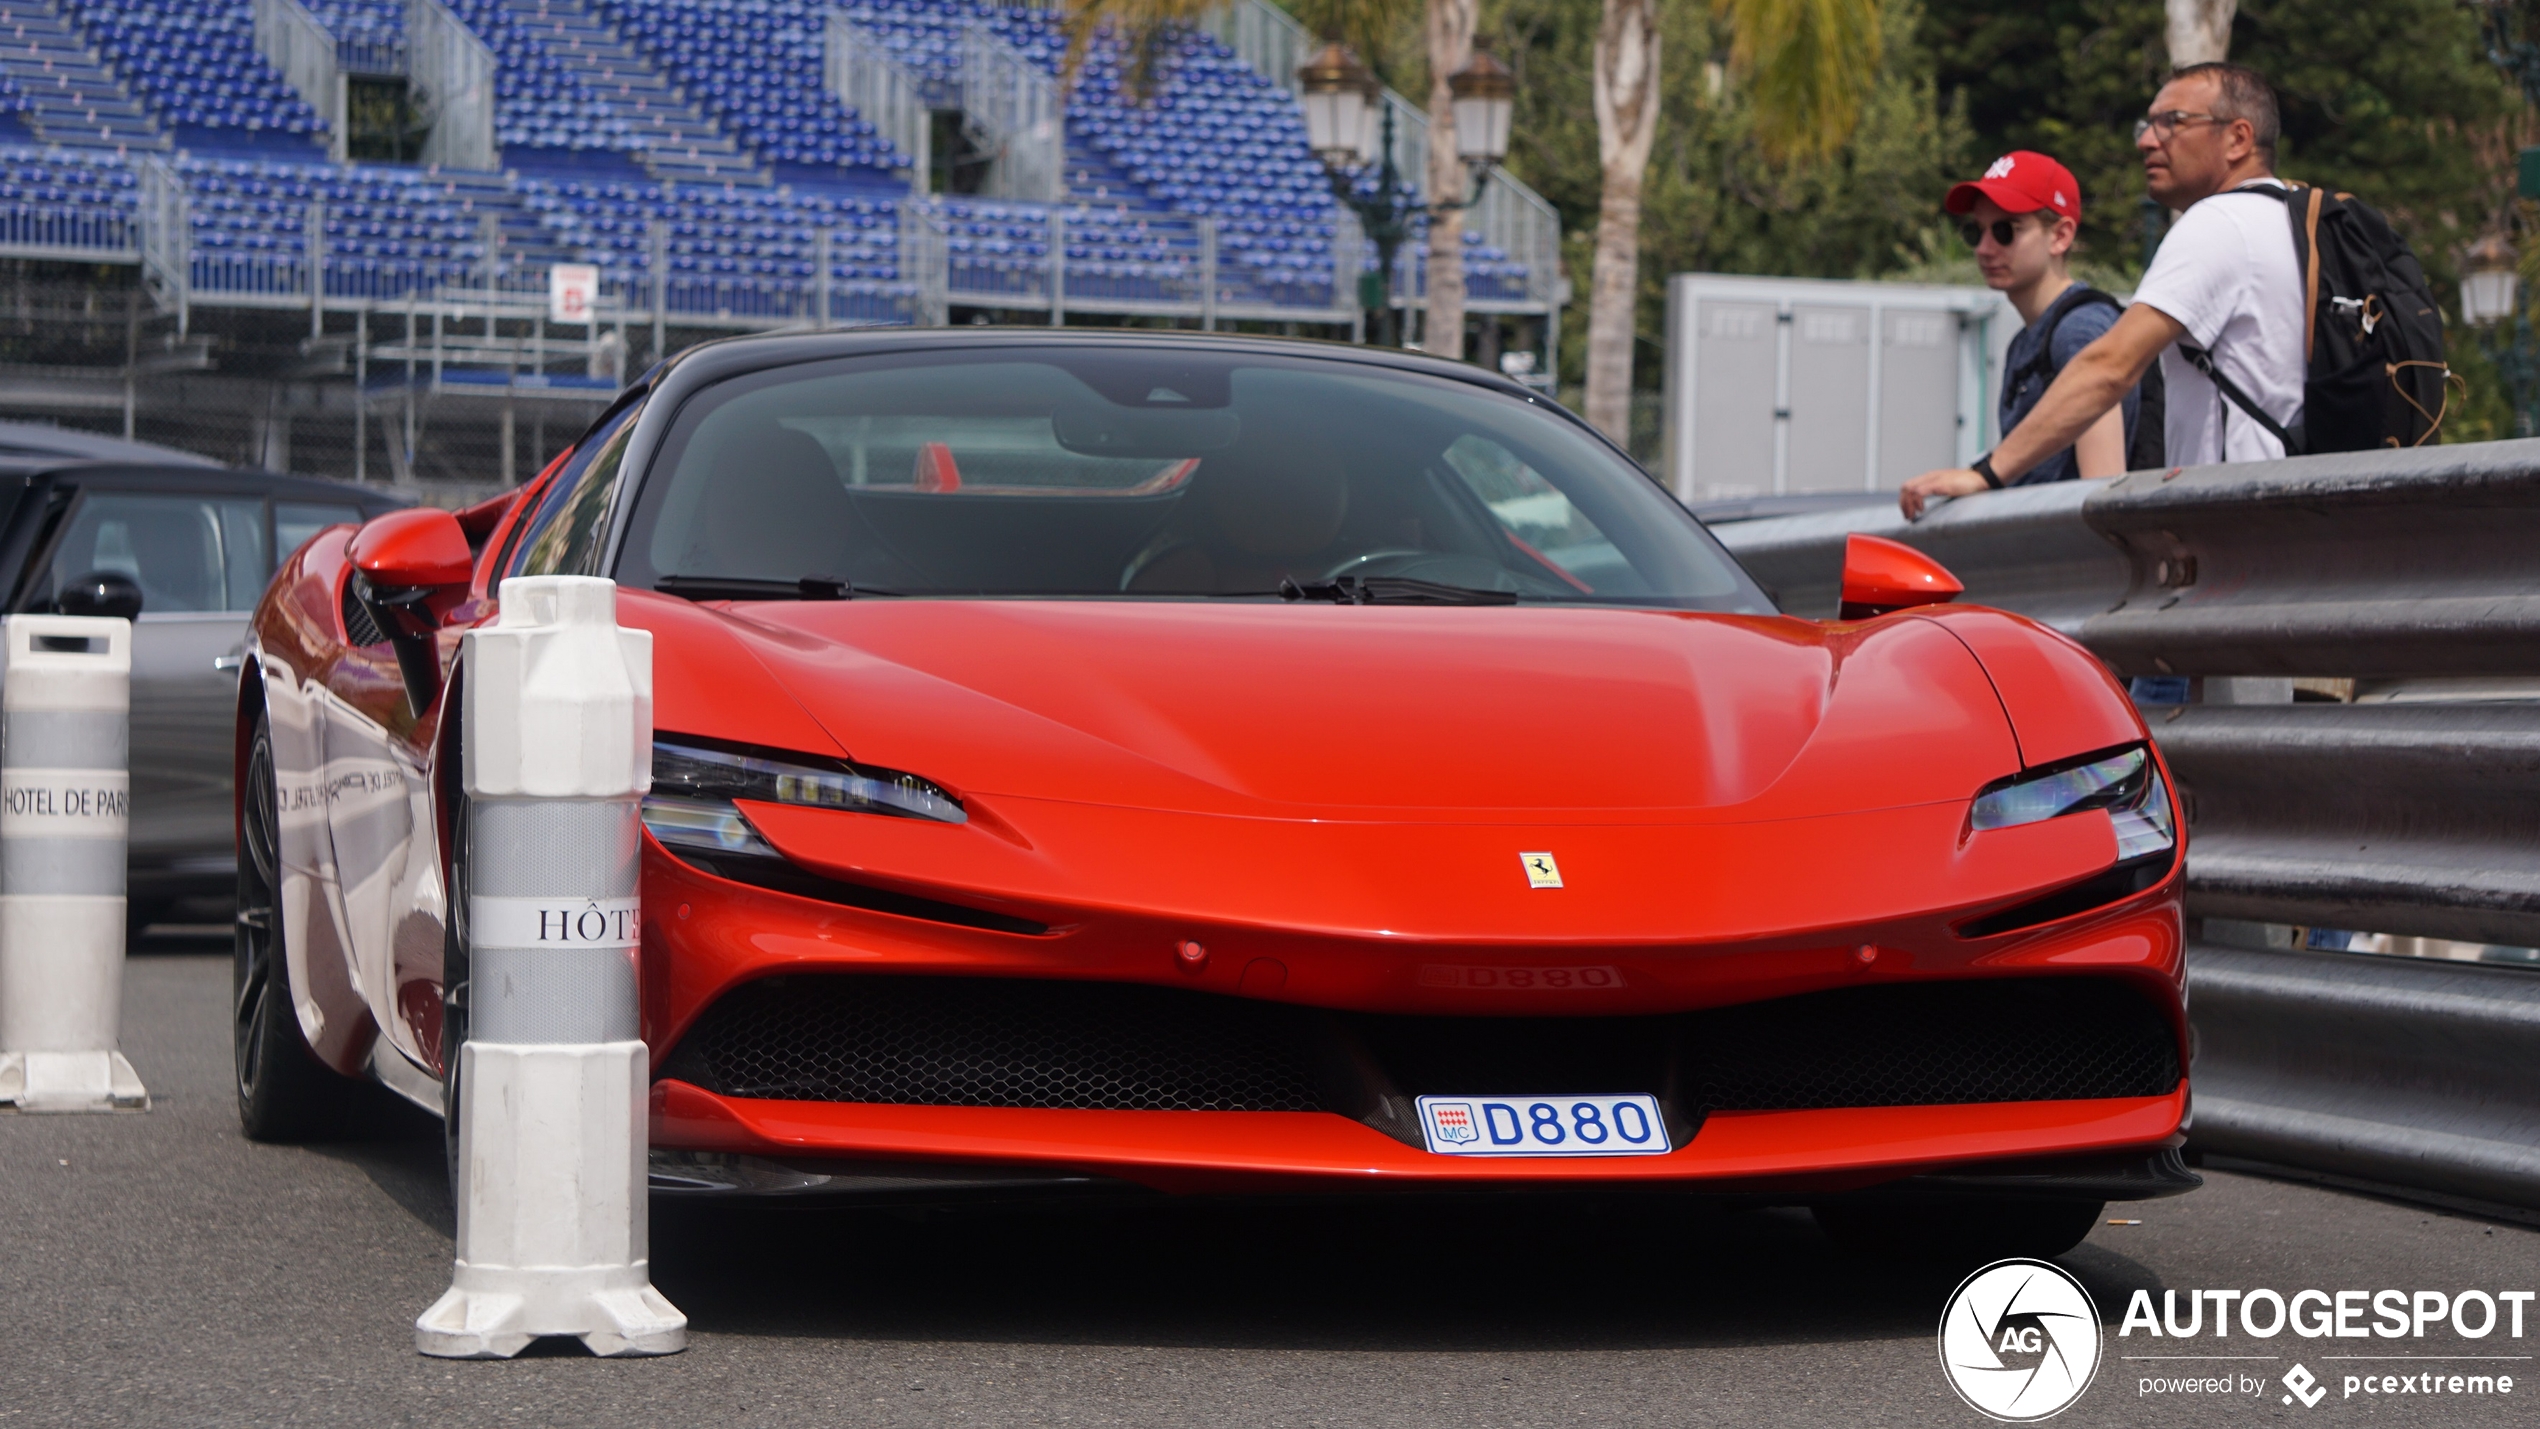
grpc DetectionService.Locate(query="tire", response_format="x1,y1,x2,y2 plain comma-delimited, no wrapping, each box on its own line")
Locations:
234,710,363,1140
440,790,471,1197
1813,1198,2104,1263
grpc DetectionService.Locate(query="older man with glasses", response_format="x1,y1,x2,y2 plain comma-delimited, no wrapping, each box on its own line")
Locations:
1901,62,2304,518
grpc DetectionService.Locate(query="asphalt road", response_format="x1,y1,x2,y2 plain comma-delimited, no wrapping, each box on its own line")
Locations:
4,950,2535,1429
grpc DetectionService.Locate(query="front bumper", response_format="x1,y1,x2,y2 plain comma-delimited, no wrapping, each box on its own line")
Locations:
650,1081,2189,1197
637,812,2189,1198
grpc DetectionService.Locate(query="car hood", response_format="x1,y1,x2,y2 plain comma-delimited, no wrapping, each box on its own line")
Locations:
630,596,2024,824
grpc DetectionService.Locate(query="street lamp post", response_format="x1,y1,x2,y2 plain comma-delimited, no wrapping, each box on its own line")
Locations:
1298,42,1514,348
2464,231,2540,437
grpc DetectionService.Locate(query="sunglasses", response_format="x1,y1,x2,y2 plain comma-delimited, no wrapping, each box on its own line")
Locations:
2133,110,2222,141
1959,218,2025,247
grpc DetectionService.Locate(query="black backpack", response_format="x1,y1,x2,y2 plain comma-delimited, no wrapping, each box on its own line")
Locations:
2012,286,2167,472
2176,183,2456,454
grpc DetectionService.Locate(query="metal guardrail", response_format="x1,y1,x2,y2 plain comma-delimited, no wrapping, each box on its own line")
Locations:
2187,944,2540,1212
1710,442,2540,1210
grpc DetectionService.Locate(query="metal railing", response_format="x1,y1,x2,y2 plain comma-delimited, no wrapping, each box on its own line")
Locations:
255,0,347,163
336,32,407,77
0,204,134,263
827,13,931,193
1710,442,2540,1210
408,0,496,172
959,22,1063,204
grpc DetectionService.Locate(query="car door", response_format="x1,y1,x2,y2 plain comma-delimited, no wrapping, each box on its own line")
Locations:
303,396,641,1068
27,481,296,925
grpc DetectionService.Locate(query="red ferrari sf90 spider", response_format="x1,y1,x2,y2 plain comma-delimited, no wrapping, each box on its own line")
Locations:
234,330,2191,1258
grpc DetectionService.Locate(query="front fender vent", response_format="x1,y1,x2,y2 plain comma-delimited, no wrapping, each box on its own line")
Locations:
340,576,387,647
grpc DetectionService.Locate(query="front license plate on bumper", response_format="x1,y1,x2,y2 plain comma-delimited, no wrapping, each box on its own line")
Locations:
1415,1095,1672,1157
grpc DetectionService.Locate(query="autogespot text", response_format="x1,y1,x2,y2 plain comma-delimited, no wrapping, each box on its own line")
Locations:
2121,1288,2532,1404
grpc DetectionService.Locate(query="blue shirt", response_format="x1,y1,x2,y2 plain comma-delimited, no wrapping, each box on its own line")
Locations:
1999,286,2142,484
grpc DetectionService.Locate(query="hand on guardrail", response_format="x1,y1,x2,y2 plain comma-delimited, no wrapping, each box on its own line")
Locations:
1900,467,1988,519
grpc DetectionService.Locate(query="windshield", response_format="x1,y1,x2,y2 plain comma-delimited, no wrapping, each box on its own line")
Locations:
616,345,1769,610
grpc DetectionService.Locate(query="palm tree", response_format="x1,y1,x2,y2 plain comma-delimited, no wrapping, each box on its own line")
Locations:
2166,0,2236,65
1582,0,1883,443
1583,0,1661,443
1422,0,1478,360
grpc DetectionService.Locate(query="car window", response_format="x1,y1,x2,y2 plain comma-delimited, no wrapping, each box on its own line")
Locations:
1440,436,1630,593
47,492,270,613
616,349,1766,610
508,400,644,579
275,501,363,563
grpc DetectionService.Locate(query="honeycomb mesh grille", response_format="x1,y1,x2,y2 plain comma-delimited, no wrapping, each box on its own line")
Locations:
662,974,2179,1115
1678,978,2180,1112
340,580,386,647
665,975,1327,1111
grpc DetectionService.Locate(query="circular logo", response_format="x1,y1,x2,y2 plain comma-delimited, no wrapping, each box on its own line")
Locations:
1938,1258,2102,1421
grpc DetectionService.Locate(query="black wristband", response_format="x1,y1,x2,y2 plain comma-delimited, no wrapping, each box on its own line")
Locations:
1972,453,2004,490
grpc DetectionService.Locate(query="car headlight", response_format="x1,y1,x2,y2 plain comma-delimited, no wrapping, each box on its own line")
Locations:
642,737,966,858
1970,745,2174,861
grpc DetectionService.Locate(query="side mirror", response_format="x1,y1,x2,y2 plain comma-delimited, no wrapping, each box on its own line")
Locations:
57,570,144,621
347,507,473,590
1839,533,1963,620
345,508,472,717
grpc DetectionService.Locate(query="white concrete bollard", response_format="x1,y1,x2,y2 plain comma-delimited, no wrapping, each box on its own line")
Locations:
0,615,146,1113
414,576,685,1358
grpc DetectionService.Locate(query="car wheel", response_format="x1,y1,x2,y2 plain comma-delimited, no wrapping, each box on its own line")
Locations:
440,789,470,1199
234,710,361,1140
1812,1198,2105,1263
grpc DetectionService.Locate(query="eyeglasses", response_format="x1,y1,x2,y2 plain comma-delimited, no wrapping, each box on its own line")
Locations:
2134,110,2223,141
1959,218,2023,248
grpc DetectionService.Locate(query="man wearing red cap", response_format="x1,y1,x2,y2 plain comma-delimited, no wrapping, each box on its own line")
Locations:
1902,63,2303,519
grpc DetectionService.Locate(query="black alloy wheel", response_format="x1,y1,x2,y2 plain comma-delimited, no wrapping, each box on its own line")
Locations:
234,711,360,1140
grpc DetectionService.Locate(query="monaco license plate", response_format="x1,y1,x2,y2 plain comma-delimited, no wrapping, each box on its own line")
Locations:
1415,1094,1672,1157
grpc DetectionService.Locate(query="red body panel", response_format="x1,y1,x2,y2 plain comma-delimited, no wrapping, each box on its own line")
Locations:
346,507,474,588
653,1082,2187,1196
250,472,2186,1193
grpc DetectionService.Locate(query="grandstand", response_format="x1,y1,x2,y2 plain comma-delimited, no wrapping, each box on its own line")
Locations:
0,0,1559,483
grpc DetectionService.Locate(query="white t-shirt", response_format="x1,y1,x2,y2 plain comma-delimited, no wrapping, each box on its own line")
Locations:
2132,181,2307,466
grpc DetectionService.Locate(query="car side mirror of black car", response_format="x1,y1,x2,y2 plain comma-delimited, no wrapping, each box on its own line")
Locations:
56,570,144,621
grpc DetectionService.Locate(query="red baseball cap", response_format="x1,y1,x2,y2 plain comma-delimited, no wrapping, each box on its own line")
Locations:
1945,151,2081,223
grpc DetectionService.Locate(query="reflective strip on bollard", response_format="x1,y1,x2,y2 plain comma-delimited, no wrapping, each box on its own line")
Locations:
0,614,146,1113
414,575,683,1359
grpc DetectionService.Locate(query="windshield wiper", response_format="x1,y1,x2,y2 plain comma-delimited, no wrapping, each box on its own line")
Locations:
1276,576,1518,606
655,575,898,601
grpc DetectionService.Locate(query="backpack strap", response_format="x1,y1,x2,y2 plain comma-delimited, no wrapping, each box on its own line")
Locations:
2173,182,2311,456
2176,342,2304,455
2295,185,2323,362
2010,286,2123,390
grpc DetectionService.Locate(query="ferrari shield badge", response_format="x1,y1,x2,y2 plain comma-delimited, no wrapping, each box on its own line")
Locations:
1521,852,1563,888
1427,1102,1480,1145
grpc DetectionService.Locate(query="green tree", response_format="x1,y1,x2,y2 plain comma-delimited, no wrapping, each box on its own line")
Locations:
1489,0,1971,387
1918,0,2514,288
